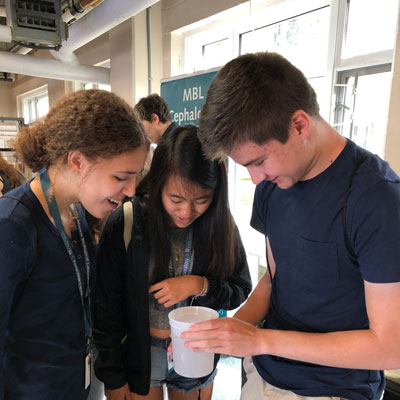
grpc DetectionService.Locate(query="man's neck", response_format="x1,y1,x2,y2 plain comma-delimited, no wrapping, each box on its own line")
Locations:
303,119,347,180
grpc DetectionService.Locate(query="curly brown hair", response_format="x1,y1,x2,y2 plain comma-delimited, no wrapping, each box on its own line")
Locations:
16,89,150,172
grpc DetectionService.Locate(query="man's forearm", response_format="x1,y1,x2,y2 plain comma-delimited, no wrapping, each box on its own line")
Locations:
258,327,400,370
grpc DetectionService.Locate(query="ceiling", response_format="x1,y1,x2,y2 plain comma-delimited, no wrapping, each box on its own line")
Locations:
0,0,158,84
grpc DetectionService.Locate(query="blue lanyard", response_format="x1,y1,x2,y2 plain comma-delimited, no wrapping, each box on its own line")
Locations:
39,168,92,343
168,225,193,278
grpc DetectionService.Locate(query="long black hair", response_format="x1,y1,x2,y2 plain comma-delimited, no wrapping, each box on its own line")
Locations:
137,125,236,282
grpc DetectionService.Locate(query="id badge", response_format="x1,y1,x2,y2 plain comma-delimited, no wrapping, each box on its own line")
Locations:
167,349,174,373
85,352,92,389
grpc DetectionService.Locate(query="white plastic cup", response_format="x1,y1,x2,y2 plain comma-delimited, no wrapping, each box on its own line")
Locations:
168,306,219,378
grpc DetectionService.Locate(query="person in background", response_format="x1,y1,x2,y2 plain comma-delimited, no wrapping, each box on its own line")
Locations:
182,52,400,400
134,93,176,144
0,89,150,400
93,125,252,400
0,152,26,196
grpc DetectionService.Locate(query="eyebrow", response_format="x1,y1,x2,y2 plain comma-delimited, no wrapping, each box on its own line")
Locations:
242,156,265,168
116,170,141,175
169,193,212,200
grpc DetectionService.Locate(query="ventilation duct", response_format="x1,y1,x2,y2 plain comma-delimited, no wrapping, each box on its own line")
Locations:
55,0,159,57
0,50,110,84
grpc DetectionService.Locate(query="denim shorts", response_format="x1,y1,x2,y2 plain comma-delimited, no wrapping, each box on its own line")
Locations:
150,336,217,393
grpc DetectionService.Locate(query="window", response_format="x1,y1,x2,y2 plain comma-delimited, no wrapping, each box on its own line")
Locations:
333,0,398,157
240,6,330,79
83,83,111,91
202,38,231,70
20,86,49,124
184,26,234,73
342,0,398,59
333,65,392,158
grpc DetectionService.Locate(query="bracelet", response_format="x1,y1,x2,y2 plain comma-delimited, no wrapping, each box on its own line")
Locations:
197,277,209,297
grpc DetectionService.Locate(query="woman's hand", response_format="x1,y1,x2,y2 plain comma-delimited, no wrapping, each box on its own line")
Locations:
149,275,204,307
104,383,132,400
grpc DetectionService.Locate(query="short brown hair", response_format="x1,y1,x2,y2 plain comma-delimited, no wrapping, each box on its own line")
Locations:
134,93,171,123
16,89,150,172
198,52,320,160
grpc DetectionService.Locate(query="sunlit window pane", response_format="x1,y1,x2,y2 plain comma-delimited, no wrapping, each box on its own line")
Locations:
98,84,111,91
240,6,330,78
202,38,231,70
37,96,49,119
351,72,391,157
29,100,36,122
335,70,391,158
84,83,96,90
23,103,30,124
342,0,398,58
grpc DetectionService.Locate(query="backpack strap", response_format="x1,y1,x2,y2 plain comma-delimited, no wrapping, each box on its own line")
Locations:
1,194,38,274
2,194,31,210
0,171,13,195
262,184,277,283
342,154,371,259
123,200,134,251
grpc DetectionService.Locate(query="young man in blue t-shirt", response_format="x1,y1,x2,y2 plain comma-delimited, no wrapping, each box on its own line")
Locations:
182,52,400,400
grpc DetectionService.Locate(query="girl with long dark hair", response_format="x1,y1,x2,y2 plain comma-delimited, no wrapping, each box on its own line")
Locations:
93,125,251,400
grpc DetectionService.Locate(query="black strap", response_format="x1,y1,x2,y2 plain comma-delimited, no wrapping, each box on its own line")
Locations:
342,154,371,259
264,184,277,283
1,194,38,276
2,194,31,209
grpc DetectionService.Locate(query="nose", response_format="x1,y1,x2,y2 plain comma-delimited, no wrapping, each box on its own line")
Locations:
180,203,194,218
122,180,136,198
248,167,266,185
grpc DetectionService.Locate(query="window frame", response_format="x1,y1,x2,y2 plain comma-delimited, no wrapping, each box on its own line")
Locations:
18,85,49,125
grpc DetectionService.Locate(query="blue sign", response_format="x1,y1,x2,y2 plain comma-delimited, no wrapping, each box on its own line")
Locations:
161,69,218,126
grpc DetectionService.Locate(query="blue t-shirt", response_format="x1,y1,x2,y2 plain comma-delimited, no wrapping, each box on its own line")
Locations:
0,182,95,400
250,140,400,400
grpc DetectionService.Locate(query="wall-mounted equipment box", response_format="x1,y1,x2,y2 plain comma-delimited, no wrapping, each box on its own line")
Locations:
5,0,67,46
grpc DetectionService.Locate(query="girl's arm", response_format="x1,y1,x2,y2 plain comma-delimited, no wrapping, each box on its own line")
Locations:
149,226,252,310
0,217,36,397
92,209,129,391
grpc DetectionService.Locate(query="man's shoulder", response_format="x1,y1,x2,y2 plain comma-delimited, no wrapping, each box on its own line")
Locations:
349,153,400,203
163,121,177,138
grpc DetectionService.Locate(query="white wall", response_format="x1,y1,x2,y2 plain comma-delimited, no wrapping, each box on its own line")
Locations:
0,84,12,117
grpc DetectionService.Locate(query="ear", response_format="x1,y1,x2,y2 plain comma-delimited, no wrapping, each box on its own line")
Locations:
151,113,160,125
291,110,311,142
67,150,87,174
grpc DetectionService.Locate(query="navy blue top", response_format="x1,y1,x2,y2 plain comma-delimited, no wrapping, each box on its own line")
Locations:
0,182,95,400
250,140,400,400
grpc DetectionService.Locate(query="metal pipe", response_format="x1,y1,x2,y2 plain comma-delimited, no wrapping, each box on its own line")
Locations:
0,25,12,43
55,0,159,58
0,51,110,84
146,6,152,95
